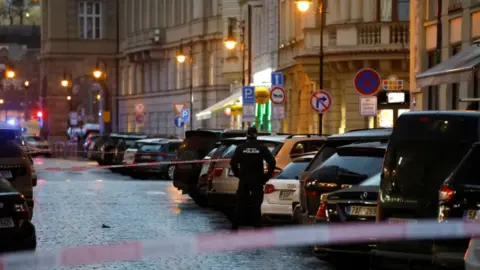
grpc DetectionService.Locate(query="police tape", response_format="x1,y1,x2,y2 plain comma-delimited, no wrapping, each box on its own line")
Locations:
35,158,232,172
1,220,479,269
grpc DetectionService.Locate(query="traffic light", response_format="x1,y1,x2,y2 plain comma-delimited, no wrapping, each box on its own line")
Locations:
36,111,43,118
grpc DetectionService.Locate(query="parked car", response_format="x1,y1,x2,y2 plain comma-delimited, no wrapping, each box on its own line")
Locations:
98,134,148,166
120,138,170,174
190,146,221,207
294,128,391,225
313,172,381,267
301,141,386,228
207,136,286,210
375,111,480,269
83,133,100,153
0,139,35,220
0,178,36,252
23,135,52,157
87,135,109,161
132,139,182,179
173,129,254,194
261,153,316,224
109,135,152,169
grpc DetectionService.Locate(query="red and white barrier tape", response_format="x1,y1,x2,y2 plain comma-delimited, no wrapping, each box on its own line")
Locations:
36,158,231,172
1,220,479,269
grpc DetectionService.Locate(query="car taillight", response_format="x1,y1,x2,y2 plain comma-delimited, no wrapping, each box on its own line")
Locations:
305,190,317,197
439,185,455,202
214,167,223,177
14,203,29,218
264,184,275,194
316,200,328,218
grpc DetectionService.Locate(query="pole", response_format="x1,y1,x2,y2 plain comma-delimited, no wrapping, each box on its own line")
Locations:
241,21,246,86
23,85,28,121
189,42,193,130
318,1,325,135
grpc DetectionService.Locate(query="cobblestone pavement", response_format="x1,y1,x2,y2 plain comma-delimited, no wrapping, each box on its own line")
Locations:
30,158,334,270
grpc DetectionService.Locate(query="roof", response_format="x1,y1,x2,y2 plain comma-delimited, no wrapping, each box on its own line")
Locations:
338,141,388,149
327,128,392,140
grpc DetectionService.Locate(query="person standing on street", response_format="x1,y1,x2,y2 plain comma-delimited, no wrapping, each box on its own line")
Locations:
229,127,276,230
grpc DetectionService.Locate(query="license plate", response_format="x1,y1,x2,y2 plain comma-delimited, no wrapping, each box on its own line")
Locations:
279,190,294,200
388,218,418,224
348,206,377,217
464,210,477,221
0,218,14,228
0,171,12,179
141,155,151,159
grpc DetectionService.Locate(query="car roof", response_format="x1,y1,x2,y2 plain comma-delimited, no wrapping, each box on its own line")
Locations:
292,154,316,162
338,141,388,149
401,110,480,118
327,128,392,140
135,138,167,143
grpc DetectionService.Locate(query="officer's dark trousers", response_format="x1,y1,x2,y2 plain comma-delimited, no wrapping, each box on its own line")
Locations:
232,181,264,229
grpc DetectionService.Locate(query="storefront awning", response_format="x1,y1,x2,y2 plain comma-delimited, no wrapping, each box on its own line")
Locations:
416,46,480,88
196,90,242,120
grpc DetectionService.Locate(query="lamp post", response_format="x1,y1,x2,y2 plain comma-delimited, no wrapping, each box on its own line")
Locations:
176,41,194,130
61,72,73,113
224,18,247,85
93,60,110,133
295,0,325,135
23,81,29,121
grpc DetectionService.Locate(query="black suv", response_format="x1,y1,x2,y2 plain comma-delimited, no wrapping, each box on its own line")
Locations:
294,128,391,224
375,111,480,269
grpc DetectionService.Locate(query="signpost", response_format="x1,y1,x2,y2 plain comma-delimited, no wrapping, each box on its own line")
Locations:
382,75,404,91
310,90,332,114
270,86,286,105
135,102,145,114
271,72,284,86
173,103,186,115
354,68,381,96
136,114,145,124
359,96,378,116
242,86,256,122
174,116,185,128
180,108,190,123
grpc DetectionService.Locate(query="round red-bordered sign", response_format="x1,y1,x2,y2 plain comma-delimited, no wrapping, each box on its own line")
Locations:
310,90,332,113
353,68,381,96
270,86,286,104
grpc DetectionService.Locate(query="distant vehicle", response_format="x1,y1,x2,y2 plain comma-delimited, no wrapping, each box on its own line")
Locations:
0,178,36,252
261,153,315,224
23,135,52,157
132,139,182,179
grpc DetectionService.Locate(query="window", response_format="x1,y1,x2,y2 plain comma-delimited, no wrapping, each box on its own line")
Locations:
168,142,182,152
427,51,439,109
78,1,102,39
378,0,409,22
290,142,306,156
275,161,309,180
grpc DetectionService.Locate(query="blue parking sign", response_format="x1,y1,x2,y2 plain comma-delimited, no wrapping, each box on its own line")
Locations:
271,72,283,86
242,86,255,105
180,108,190,123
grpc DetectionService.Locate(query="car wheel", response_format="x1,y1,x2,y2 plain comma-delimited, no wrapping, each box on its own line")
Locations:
167,166,175,180
21,233,37,251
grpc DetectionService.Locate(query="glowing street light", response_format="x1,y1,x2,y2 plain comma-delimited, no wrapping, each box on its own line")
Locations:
224,38,237,50
93,69,103,79
294,0,312,12
97,94,101,100
67,95,71,101
24,81,30,87
6,70,15,79
0,99,4,104
176,52,186,63
61,79,69,87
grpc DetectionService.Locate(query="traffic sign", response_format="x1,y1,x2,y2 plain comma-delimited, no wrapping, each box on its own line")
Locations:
382,75,404,91
180,108,190,123
135,102,145,113
174,116,185,128
310,90,332,113
359,96,377,116
173,103,186,115
270,86,286,104
136,114,145,124
272,105,285,119
271,72,283,86
242,86,255,105
354,68,381,96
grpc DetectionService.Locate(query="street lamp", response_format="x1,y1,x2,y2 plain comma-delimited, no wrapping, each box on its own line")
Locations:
23,80,30,120
61,73,73,113
224,18,246,85
296,0,325,135
97,94,101,100
5,70,15,79
93,59,110,134
0,99,4,104
176,40,194,130
93,69,103,79
24,81,30,87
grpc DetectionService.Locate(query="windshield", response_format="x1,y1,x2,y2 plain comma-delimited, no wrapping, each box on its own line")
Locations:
275,161,310,179
314,149,384,178
25,136,42,142
360,172,381,186
139,143,164,152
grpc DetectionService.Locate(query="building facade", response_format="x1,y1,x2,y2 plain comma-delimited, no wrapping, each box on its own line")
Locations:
410,0,480,110
41,0,233,138
278,0,410,135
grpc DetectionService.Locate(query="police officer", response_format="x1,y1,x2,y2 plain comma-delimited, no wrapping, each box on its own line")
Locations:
229,127,276,230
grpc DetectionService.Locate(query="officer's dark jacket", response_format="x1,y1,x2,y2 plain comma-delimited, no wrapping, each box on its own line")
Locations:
229,139,276,184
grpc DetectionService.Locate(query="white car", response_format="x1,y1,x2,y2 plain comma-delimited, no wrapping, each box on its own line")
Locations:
465,209,480,270
261,154,315,223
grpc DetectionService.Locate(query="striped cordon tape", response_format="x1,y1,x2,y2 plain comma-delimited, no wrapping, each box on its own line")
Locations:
0,220,479,269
